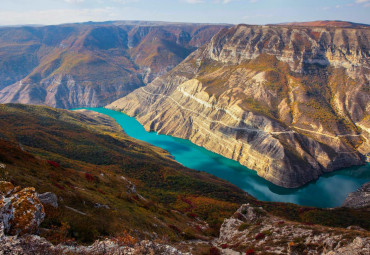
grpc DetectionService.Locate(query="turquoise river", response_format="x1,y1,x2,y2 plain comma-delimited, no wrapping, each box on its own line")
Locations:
75,107,370,208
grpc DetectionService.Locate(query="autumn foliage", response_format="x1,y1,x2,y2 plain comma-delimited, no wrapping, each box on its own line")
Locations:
47,160,60,168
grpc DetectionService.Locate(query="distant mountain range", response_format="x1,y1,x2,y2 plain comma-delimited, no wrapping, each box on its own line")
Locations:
275,20,369,28
0,21,227,108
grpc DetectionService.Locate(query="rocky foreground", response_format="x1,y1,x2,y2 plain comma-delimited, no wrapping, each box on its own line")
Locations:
0,230,190,255
0,181,189,254
214,204,369,255
1,181,369,255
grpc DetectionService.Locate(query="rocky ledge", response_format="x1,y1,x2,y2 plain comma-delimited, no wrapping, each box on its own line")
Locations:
215,204,369,255
342,182,370,209
0,230,189,255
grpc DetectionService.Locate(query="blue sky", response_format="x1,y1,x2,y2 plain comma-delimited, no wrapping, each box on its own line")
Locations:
0,0,369,26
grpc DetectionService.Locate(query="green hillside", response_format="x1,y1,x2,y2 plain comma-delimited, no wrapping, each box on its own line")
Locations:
0,103,248,243
0,103,368,247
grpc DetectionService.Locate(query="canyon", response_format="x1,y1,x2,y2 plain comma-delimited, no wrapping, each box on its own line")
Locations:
108,23,370,188
0,6,369,252
0,20,368,189
1,103,368,255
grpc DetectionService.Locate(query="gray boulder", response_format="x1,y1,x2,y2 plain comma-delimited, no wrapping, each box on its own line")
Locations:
38,192,58,208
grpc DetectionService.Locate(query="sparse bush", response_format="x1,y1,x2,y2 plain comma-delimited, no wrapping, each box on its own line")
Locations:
209,247,221,255
255,232,265,240
85,173,94,182
238,223,251,231
113,230,137,247
246,249,255,255
47,160,60,168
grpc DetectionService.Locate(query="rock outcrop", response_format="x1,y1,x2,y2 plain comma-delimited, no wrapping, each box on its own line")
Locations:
0,181,189,254
216,204,370,254
108,24,370,188
37,192,58,208
0,181,45,235
342,182,370,208
0,222,190,255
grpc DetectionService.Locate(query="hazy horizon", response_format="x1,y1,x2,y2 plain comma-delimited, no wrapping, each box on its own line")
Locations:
1,19,370,29
0,0,369,27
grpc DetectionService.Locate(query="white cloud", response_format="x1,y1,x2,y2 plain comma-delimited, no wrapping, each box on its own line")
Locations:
64,0,85,3
181,0,204,4
112,0,139,4
0,7,125,25
212,0,240,4
355,0,370,7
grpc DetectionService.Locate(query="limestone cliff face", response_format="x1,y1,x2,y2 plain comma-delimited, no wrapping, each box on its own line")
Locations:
108,24,370,188
205,25,369,74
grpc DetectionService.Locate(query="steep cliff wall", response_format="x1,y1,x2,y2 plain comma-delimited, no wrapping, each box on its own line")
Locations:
108,24,370,188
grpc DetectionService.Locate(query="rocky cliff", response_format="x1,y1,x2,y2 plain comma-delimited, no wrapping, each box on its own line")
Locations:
108,24,370,188
0,22,226,108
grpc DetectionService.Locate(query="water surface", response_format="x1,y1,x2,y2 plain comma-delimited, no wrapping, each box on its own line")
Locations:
74,107,370,208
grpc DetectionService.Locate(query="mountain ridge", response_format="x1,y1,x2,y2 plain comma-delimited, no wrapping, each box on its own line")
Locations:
0,22,228,108
274,20,369,28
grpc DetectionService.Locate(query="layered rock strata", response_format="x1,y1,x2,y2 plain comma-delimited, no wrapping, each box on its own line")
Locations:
108,24,370,188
